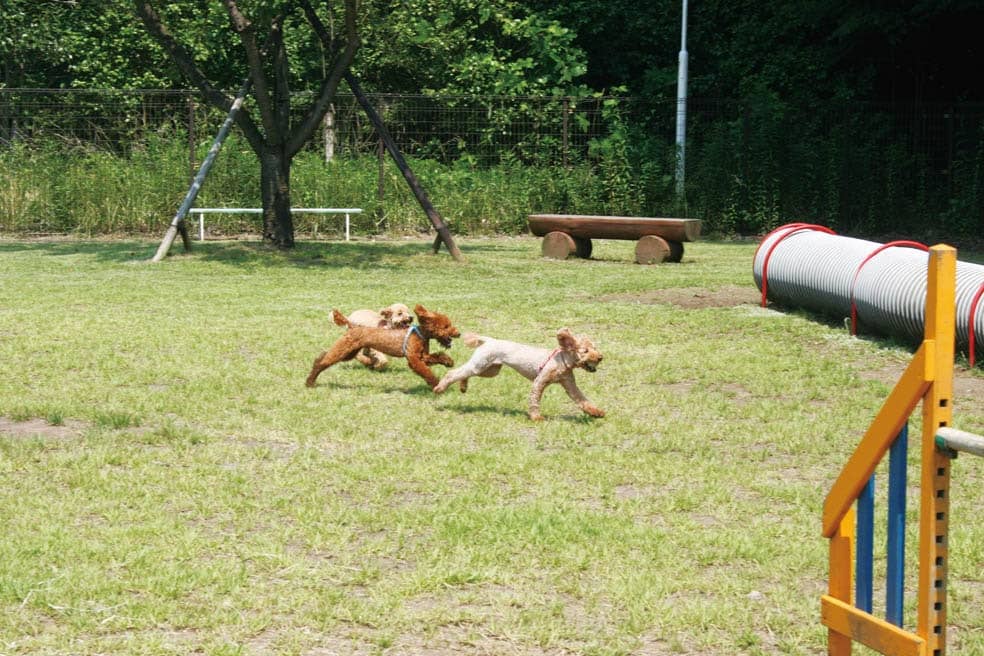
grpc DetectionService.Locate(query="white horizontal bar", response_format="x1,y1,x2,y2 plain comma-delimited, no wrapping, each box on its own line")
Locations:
193,207,362,241
937,427,984,458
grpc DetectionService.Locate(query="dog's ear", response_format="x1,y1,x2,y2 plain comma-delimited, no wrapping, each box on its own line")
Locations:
557,328,578,351
414,304,429,317
380,307,393,319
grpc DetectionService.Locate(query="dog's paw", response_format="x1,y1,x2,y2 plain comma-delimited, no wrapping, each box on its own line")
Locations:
431,353,454,368
581,403,605,417
458,380,468,393
528,412,544,422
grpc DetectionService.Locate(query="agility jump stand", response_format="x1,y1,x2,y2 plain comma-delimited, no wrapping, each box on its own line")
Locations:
821,245,984,656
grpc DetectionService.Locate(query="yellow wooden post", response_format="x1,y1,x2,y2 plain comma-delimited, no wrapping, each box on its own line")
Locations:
828,509,855,655
917,245,956,656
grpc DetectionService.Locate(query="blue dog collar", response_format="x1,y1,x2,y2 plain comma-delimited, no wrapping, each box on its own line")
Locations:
402,325,423,355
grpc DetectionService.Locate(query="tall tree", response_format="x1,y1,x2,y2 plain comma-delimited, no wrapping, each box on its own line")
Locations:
133,0,359,248
354,0,588,96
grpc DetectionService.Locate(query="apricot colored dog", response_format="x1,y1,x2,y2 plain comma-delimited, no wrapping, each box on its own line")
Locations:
306,304,459,389
433,328,605,421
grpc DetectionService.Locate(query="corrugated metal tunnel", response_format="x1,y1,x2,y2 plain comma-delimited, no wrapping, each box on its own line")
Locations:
751,224,984,363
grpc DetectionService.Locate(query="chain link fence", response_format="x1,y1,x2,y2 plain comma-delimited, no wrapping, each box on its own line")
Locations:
0,89,635,165
1,88,983,237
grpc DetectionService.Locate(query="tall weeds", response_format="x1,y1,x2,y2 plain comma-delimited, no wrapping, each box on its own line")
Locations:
0,134,672,237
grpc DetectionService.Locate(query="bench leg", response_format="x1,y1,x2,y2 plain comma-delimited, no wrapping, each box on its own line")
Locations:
667,240,684,262
541,231,576,259
572,236,593,259
635,235,671,264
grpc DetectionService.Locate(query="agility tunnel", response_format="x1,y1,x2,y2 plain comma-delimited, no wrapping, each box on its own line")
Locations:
752,223,984,365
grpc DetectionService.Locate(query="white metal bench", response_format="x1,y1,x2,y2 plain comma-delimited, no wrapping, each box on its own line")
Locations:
190,207,364,241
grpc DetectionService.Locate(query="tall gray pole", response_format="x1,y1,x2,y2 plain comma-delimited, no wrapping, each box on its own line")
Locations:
675,0,689,197
151,78,252,262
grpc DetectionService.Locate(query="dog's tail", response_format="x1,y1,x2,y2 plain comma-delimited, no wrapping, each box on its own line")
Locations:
463,333,485,349
331,309,350,328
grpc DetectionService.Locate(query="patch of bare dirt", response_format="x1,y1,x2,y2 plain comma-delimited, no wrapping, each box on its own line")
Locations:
599,284,761,309
858,363,984,426
953,374,984,420
0,417,87,440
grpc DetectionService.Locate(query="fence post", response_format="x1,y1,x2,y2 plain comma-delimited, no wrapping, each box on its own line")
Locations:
377,136,386,230
187,94,196,183
562,97,569,168
324,102,335,163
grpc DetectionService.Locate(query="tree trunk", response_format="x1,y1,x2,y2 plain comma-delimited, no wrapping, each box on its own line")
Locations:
260,148,294,248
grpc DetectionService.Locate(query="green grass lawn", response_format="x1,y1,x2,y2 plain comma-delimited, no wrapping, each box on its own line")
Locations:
1,236,981,655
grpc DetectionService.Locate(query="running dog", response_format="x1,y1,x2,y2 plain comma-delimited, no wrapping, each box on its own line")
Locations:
433,328,605,421
306,305,459,389
346,303,414,370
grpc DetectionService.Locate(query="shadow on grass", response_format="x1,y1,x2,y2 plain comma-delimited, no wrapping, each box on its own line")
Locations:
435,402,530,419
775,303,924,357
0,236,483,269
435,401,601,423
304,378,445,396
0,239,159,263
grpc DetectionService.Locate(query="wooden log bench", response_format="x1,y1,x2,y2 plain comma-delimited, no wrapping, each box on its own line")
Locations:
527,214,701,263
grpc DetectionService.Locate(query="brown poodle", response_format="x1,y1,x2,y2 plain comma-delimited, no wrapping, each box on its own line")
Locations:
346,303,414,370
305,304,460,389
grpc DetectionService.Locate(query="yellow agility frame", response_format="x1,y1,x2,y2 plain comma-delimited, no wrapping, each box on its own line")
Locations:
821,245,956,656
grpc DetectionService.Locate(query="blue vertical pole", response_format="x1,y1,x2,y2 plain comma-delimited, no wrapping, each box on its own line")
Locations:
886,424,908,626
856,476,875,613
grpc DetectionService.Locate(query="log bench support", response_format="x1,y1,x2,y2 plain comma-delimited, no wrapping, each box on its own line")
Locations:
528,214,701,264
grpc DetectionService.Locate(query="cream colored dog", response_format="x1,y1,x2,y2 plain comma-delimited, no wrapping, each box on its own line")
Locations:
345,303,413,370
433,328,605,421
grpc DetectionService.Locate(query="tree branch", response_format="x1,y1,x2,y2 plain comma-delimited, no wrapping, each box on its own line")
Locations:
133,0,265,149
287,0,360,157
270,12,291,138
299,0,332,49
221,0,279,142
132,1,230,110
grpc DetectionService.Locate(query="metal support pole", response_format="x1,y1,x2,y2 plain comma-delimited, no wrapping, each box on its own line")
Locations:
675,0,689,198
345,73,464,262
151,78,252,262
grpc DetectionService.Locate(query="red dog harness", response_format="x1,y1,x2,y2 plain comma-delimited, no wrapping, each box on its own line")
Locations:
537,347,562,374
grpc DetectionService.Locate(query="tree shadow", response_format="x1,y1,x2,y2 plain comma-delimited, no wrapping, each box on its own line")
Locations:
0,236,464,269
0,239,156,263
